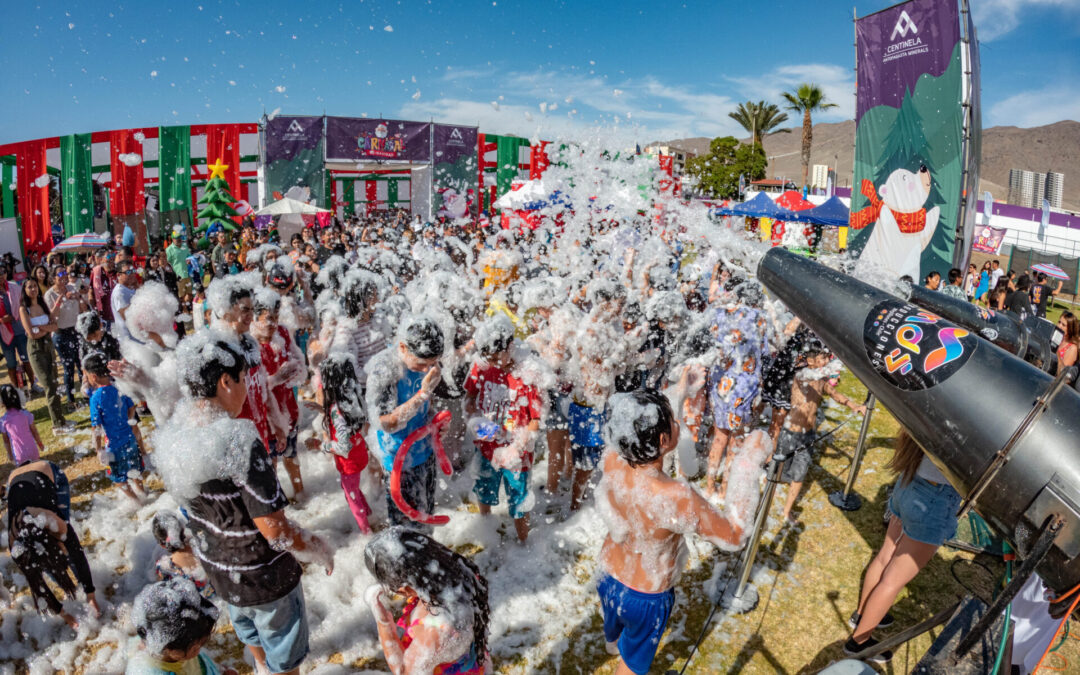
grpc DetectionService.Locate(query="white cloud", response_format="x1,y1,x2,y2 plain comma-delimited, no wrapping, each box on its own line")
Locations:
988,86,1080,127
972,0,1080,41
727,63,854,123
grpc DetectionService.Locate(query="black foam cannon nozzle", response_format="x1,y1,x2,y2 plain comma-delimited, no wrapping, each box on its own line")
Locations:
757,248,1080,594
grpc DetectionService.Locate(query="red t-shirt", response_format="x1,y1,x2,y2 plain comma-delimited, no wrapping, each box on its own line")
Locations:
328,407,369,475
464,363,541,466
239,362,273,452
259,327,300,429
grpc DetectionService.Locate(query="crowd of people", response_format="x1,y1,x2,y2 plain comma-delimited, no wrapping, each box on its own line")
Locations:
927,258,1079,373
1,205,1066,674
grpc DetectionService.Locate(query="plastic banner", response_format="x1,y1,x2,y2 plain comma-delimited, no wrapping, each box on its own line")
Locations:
971,225,1006,254
16,140,52,253
60,133,94,236
849,0,963,282
265,115,325,206
432,124,478,219
158,125,192,214
326,117,430,162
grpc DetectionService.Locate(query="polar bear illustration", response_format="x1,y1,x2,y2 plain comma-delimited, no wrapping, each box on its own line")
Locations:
850,166,940,281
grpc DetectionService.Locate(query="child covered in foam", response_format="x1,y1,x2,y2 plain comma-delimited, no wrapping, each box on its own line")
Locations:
594,389,746,675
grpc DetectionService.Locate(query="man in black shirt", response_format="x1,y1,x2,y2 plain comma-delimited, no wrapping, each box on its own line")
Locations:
1029,272,1053,319
161,330,332,675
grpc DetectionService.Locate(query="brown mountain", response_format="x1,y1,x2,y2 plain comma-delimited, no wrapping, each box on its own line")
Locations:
655,120,1080,211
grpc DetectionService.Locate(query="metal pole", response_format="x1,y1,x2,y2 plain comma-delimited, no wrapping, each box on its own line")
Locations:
726,453,785,609
828,393,875,511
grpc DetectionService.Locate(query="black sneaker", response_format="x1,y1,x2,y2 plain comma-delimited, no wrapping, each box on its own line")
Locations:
843,636,892,664
848,610,895,630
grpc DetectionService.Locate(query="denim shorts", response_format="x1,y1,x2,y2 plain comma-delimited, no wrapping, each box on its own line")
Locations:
571,442,603,471
1,333,29,367
268,428,298,459
473,454,531,519
888,475,962,546
227,581,309,673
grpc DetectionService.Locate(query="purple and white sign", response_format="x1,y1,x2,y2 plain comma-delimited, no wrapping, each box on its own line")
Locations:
265,116,323,163
856,0,960,121
326,117,431,162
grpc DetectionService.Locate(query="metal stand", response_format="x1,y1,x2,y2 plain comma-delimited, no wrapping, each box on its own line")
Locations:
829,393,876,511
723,452,786,613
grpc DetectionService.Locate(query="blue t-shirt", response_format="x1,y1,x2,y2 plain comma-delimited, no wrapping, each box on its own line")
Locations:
568,401,607,448
375,368,433,472
89,385,136,446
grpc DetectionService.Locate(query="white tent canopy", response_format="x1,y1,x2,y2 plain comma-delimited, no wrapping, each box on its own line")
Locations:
254,197,329,215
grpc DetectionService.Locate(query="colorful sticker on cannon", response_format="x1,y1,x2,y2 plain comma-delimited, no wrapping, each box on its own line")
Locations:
864,299,978,390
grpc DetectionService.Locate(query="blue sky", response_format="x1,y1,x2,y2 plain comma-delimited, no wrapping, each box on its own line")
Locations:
2,0,1078,145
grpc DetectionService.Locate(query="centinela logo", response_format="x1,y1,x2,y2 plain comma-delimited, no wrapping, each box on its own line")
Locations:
891,10,918,40
450,128,463,141
287,120,305,133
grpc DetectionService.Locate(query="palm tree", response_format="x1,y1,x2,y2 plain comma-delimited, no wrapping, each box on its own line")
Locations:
728,101,791,148
781,83,838,187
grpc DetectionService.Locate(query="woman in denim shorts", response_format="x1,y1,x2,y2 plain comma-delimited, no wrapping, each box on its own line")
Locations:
844,431,962,663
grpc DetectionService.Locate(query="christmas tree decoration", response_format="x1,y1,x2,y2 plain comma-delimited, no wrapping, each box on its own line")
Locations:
195,158,241,243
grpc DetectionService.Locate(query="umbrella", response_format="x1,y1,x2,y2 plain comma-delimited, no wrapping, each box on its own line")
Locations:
254,197,330,216
51,232,110,253
1031,263,1070,281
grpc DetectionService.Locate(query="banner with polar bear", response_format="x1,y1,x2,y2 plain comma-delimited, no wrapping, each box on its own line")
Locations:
432,124,478,219
849,0,964,283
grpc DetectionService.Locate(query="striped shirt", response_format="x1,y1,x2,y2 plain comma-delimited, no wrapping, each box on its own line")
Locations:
186,439,301,607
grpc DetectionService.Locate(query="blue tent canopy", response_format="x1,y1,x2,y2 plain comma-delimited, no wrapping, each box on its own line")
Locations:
790,195,850,227
724,191,800,220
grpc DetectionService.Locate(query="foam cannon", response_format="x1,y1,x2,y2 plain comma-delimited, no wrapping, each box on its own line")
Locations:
757,248,1080,597
904,283,1055,372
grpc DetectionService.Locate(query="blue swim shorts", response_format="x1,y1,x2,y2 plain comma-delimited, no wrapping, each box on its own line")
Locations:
597,574,675,675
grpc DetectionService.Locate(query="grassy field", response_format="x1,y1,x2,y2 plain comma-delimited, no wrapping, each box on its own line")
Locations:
3,367,1079,674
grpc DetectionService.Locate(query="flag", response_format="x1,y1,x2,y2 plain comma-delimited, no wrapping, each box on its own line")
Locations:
983,191,993,221
15,140,52,253
158,125,192,214
738,173,746,195
1039,198,1050,241
60,133,94,236
826,173,834,199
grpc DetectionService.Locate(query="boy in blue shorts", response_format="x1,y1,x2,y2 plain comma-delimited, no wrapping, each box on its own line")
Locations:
464,315,541,542
595,389,744,675
85,352,147,502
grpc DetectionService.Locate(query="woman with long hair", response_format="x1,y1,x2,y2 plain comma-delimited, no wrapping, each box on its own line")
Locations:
974,261,991,304
31,263,50,296
989,278,1010,311
19,279,69,429
845,430,962,662
1056,311,1079,373
365,527,492,674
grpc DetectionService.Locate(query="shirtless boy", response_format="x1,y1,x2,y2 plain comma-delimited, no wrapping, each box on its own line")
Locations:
595,389,744,675
776,338,866,523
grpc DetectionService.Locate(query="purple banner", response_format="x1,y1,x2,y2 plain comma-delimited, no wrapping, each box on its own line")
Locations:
856,0,960,122
326,117,430,162
265,116,323,163
432,124,478,219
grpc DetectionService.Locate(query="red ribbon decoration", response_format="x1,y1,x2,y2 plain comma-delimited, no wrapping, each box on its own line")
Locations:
389,410,453,525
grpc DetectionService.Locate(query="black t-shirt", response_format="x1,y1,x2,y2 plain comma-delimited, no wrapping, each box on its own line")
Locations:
1030,283,1051,317
187,440,302,607
1006,290,1034,322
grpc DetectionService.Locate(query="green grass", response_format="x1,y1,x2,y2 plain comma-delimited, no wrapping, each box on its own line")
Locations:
4,369,1079,674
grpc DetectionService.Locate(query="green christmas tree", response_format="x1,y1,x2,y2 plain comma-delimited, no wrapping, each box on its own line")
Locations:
195,158,240,240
